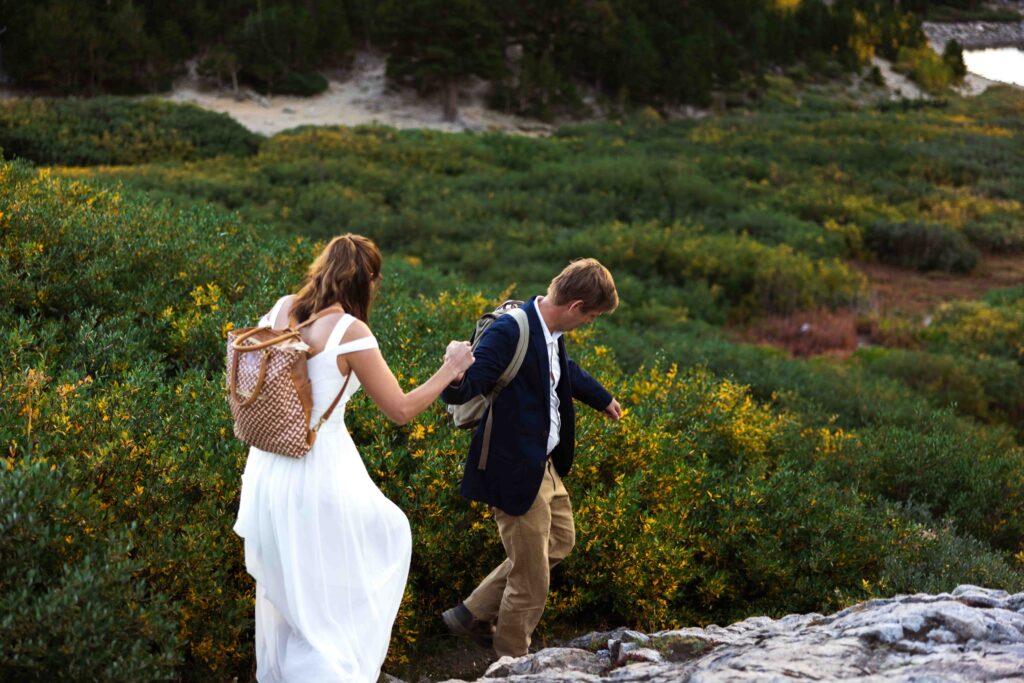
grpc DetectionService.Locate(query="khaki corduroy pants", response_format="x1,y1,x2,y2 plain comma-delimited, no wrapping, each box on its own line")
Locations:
463,460,575,657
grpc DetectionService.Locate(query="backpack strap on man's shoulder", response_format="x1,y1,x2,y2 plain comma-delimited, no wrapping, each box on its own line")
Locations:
478,307,530,471
495,307,529,390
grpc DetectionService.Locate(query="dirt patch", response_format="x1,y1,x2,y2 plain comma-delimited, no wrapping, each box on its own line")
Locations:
852,254,1024,317
734,309,860,358
385,637,495,683
735,254,1024,356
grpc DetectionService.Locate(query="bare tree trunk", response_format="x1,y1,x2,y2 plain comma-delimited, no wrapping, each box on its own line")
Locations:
443,80,458,122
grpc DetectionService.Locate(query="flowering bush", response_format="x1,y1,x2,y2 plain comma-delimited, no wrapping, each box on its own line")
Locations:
923,298,1024,365
3,158,1022,681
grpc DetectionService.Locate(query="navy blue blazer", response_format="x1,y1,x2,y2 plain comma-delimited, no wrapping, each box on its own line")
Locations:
441,297,613,515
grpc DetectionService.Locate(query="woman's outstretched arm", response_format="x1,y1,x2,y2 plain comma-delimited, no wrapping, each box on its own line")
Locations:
345,321,473,425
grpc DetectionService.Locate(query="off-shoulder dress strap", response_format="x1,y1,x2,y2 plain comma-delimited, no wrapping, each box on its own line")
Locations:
325,314,357,349
324,314,379,355
334,336,379,354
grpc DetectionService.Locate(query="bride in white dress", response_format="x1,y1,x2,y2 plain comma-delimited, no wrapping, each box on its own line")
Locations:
233,234,474,682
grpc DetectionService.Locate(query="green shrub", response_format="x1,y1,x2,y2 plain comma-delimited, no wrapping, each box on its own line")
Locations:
0,158,296,678
984,284,1024,307
856,347,1024,429
923,299,1024,364
7,158,1023,681
0,460,180,682
894,45,956,95
711,207,854,257
962,216,1024,252
863,220,979,272
0,98,259,166
822,410,1024,550
942,40,967,80
925,5,1022,23
568,223,864,317
879,514,1024,597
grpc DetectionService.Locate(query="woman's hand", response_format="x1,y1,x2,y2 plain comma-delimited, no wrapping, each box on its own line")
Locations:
443,341,474,380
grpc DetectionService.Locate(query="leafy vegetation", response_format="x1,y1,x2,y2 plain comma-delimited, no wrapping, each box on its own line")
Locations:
2,58,1023,680
3,107,1023,679
55,87,1024,329
0,98,259,166
893,45,964,95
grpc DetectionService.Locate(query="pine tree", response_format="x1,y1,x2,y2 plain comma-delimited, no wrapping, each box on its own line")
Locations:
942,39,966,80
377,0,504,121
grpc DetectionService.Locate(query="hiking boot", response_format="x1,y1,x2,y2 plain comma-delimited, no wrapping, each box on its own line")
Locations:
442,602,494,648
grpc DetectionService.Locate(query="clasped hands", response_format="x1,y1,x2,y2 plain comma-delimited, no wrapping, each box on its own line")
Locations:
444,341,474,380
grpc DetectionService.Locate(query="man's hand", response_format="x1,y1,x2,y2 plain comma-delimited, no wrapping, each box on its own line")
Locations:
603,398,622,421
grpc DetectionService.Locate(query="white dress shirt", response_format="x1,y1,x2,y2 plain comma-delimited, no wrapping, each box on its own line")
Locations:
536,297,562,455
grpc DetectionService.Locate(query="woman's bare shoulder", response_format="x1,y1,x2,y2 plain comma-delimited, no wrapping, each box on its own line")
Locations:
270,294,296,327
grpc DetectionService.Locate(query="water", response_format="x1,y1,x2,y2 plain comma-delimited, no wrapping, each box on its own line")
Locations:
963,47,1024,87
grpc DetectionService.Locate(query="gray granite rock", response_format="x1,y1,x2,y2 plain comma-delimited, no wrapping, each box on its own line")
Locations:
447,586,1024,682
923,19,1024,51
484,649,607,678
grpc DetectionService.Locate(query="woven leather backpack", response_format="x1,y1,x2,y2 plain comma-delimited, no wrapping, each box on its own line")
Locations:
226,307,349,458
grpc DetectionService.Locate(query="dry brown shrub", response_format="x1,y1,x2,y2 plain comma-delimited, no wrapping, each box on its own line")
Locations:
740,308,859,357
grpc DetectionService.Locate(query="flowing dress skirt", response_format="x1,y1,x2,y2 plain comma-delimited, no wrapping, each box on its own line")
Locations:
234,422,411,683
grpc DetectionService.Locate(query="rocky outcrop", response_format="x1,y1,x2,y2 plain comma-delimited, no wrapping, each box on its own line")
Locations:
923,14,1024,51
440,586,1024,682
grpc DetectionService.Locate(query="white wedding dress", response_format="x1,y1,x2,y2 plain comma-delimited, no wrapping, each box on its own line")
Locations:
234,300,412,682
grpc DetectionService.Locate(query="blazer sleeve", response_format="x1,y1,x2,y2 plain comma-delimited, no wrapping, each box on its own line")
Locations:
441,314,519,404
568,358,613,412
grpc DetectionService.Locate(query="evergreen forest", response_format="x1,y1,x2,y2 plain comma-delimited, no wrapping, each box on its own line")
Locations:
0,0,988,114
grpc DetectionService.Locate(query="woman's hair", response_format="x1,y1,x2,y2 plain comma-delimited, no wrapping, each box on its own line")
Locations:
547,258,619,313
291,234,383,323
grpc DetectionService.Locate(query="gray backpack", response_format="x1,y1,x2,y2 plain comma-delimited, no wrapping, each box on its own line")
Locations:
446,299,529,470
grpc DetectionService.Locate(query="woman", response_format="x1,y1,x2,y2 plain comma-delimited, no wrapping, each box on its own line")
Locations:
233,234,474,682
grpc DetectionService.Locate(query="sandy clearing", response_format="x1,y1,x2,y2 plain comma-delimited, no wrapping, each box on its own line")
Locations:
165,51,555,137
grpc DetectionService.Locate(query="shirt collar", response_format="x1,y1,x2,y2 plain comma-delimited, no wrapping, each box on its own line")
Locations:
536,296,563,344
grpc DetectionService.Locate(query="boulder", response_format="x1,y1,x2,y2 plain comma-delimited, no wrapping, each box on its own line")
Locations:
440,585,1024,682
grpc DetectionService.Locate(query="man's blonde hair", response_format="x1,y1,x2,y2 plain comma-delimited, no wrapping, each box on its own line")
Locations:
547,258,618,313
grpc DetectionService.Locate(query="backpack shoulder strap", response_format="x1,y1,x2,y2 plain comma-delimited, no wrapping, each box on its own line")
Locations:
495,307,529,390
478,307,530,471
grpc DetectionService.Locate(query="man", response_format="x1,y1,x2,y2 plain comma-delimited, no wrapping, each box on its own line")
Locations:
441,258,622,658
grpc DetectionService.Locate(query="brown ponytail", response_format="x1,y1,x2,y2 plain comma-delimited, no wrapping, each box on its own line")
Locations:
291,234,383,323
